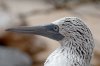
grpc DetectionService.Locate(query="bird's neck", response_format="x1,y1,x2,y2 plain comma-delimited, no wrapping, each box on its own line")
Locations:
58,37,92,66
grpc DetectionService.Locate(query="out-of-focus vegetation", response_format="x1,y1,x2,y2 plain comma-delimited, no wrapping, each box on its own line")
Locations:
0,0,100,66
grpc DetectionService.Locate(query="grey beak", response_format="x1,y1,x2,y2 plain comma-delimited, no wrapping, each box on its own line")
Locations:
6,24,64,41
6,26,46,35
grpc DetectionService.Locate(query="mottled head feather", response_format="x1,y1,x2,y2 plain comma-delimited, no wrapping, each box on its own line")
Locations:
52,17,93,42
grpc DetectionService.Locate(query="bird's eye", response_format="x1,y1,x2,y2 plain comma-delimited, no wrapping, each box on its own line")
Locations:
53,25,59,32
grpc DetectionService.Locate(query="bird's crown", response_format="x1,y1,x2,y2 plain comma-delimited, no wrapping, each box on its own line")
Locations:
52,17,91,37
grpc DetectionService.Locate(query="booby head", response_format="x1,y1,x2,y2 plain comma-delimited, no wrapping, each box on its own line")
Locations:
6,17,94,66
6,17,93,43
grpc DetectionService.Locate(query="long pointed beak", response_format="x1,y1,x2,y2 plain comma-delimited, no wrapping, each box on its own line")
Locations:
6,26,46,35
6,24,64,41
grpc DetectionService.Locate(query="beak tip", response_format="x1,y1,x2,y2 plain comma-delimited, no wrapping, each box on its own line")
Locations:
6,28,12,31
6,29,9,31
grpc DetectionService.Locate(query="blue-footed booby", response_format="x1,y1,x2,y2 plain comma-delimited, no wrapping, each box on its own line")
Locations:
6,17,94,66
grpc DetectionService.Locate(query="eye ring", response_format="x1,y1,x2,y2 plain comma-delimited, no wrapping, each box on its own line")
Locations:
53,25,59,32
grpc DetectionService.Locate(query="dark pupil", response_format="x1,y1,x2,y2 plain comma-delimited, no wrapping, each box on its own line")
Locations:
54,26,58,31
55,27,57,29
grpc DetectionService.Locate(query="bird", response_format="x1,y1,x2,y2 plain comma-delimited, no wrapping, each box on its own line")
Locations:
6,17,94,66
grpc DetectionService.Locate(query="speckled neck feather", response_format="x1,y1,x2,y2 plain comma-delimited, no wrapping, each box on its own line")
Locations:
44,17,94,66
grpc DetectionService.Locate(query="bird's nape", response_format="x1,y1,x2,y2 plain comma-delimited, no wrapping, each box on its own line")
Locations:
6,24,64,41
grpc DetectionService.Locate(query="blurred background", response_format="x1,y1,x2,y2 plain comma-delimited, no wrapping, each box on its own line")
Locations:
0,0,100,66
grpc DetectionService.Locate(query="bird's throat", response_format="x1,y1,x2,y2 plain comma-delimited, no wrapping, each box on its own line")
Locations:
44,45,90,66
45,36,93,66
